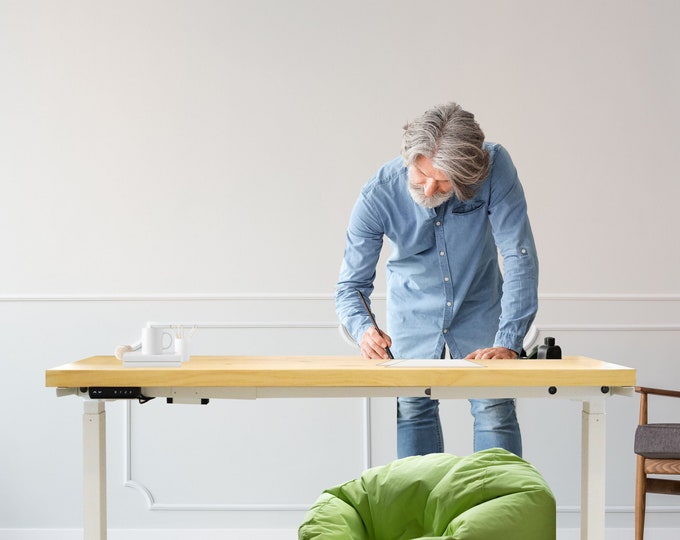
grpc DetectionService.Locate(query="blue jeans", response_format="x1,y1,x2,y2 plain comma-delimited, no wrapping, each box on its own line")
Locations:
396,396,522,458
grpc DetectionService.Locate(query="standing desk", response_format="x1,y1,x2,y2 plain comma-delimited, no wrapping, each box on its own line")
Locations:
45,355,636,540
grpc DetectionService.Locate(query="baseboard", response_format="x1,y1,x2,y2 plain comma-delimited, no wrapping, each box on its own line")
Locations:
0,530,296,540
3,529,680,540
558,529,680,540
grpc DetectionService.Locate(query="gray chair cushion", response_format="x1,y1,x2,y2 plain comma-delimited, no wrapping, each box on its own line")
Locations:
635,424,680,459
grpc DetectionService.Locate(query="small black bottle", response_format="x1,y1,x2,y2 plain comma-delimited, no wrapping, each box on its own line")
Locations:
537,337,562,359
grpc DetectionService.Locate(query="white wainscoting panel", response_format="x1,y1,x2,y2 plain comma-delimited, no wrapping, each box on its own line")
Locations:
124,397,369,510
2,293,679,536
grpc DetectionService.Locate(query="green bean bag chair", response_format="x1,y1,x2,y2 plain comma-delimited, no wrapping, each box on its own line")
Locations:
299,448,555,540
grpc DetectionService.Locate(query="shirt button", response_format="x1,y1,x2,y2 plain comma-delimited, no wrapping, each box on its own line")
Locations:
439,251,445,256
521,248,527,254
443,329,448,334
447,301,452,307
435,221,441,226
444,277,450,282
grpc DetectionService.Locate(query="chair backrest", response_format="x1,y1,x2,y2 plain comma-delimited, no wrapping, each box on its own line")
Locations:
635,386,680,461
634,386,680,540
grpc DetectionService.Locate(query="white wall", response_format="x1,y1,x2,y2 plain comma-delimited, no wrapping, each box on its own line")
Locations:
1,1,679,538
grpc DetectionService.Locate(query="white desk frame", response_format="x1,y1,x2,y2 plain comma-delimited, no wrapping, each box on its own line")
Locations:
61,383,634,540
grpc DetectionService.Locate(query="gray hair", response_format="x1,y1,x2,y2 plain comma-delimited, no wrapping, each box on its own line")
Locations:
401,102,490,201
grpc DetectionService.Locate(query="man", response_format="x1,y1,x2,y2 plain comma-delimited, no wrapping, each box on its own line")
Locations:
335,102,538,458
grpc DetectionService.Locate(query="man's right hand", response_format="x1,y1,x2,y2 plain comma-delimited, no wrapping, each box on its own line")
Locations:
360,327,393,360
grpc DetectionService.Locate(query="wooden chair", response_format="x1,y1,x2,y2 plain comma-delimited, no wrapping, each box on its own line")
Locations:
634,386,680,540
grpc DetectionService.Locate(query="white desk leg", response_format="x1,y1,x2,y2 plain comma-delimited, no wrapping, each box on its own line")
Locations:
83,400,107,540
581,398,606,540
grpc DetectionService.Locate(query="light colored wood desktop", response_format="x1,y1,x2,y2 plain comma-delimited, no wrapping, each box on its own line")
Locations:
46,354,634,389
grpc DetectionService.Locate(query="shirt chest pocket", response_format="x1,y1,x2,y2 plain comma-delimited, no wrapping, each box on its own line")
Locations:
450,199,486,216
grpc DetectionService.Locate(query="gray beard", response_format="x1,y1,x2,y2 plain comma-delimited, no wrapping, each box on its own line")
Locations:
407,183,455,209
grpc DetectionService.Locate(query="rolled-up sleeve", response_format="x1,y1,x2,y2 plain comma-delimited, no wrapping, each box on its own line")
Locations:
335,193,385,343
486,145,539,353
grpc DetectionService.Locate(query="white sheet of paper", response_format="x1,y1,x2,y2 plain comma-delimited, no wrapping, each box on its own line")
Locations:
381,359,483,368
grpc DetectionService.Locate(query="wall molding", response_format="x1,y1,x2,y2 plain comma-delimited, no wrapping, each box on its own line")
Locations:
147,321,340,329
538,324,680,332
539,293,680,301
2,292,680,302
122,398,373,511
0,293,336,302
12,292,678,516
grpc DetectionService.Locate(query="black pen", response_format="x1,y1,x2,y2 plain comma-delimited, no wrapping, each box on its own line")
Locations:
356,289,394,359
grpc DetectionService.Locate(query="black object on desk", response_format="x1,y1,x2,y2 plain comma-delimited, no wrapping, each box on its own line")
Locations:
537,337,562,359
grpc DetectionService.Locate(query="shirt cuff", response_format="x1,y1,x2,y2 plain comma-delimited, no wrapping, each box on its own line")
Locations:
494,331,523,355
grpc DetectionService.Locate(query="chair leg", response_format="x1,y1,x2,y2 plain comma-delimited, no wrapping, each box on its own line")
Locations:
635,455,647,540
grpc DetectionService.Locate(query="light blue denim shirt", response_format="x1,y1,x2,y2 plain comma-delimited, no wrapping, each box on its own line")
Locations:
335,142,538,358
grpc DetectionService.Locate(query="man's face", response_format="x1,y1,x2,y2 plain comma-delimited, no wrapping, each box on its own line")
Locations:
407,156,455,209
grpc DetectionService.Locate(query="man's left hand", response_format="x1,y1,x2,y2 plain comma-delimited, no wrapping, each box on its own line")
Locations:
464,347,518,360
